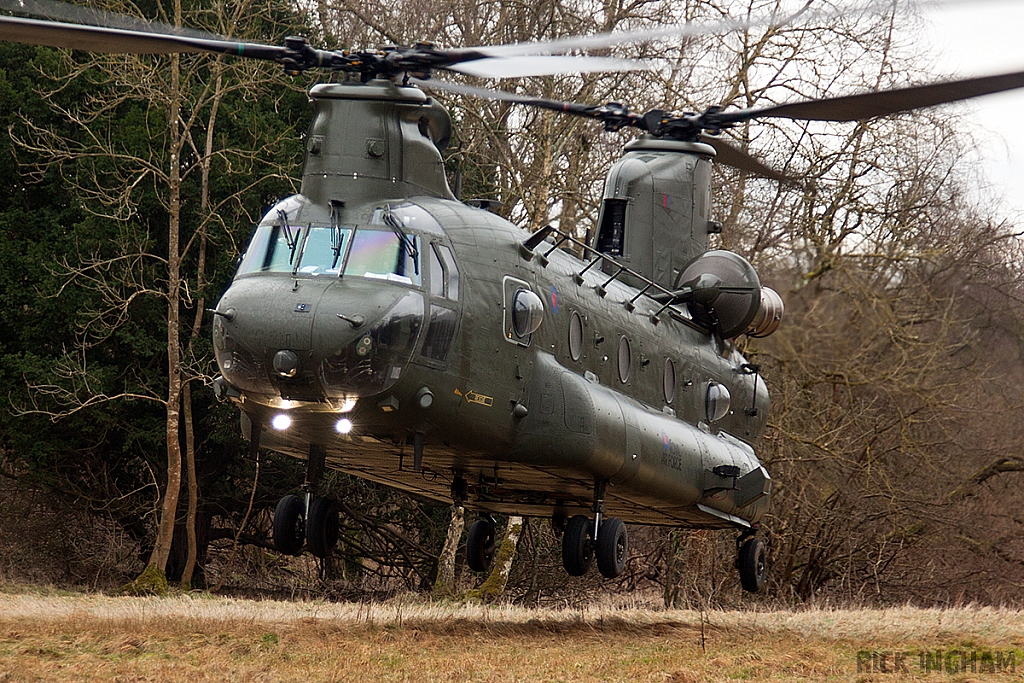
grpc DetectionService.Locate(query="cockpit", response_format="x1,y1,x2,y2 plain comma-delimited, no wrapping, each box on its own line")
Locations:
216,200,458,405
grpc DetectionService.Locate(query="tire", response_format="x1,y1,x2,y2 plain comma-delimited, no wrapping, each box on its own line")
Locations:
306,497,339,559
562,514,593,577
596,517,628,579
273,494,305,556
738,537,767,593
466,519,496,572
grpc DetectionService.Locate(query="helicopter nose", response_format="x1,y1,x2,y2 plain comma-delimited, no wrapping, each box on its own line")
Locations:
317,289,425,397
214,275,422,402
272,349,301,378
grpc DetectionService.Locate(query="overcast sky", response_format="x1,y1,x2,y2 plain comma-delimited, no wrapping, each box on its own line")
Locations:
920,0,1024,217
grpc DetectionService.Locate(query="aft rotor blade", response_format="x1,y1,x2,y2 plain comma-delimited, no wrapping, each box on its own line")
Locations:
719,69,1024,123
0,14,286,59
412,78,601,117
700,134,799,185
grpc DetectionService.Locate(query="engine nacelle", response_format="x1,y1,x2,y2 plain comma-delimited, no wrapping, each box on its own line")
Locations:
746,286,784,338
672,250,784,339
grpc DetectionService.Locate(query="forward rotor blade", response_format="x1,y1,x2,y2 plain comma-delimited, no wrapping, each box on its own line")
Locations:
0,14,285,58
446,55,649,79
459,0,955,59
0,0,221,41
720,69,1024,123
468,2,817,58
699,134,799,185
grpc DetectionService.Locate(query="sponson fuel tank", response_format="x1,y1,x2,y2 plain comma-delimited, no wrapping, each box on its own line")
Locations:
511,353,771,524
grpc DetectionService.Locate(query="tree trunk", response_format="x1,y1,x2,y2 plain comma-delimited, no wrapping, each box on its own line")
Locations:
180,66,222,590
468,515,523,603
180,380,198,589
147,39,184,580
433,504,464,597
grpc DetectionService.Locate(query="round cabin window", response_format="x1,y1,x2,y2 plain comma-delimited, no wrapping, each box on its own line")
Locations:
568,311,583,361
618,336,631,384
664,358,676,403
511,289,544,338
706,382,731,422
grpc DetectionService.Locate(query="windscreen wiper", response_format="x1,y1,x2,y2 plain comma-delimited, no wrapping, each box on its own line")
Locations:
382,205,419,275
329,200,345,270
276,209,300,264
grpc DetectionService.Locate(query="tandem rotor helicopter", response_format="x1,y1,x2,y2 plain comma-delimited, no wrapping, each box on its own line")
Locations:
4,1,1024,592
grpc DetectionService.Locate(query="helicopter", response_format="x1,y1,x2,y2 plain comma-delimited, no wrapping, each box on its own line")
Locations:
5,2,1024,593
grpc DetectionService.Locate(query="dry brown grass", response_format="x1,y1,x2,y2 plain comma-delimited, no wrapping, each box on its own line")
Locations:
1,587,1022,682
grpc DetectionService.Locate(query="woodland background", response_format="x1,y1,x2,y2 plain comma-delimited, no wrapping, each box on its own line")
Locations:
2,0,1024,607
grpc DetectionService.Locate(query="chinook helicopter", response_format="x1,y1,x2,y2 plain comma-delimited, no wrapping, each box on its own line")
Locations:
5,2,1024,593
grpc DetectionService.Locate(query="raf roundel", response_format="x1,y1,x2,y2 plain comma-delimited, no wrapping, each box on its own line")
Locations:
549,285,559,314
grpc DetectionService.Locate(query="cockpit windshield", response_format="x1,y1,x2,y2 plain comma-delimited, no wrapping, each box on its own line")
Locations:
237,221,421,287
297,225,348,275
237,224,352,276
343,229,421,286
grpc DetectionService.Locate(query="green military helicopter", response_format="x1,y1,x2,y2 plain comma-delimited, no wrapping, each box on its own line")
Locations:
5,1,1024,592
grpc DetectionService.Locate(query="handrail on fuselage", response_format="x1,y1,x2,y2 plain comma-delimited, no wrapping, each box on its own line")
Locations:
520,224,704,329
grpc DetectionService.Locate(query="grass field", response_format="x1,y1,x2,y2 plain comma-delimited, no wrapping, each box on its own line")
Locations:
1,587,1022,682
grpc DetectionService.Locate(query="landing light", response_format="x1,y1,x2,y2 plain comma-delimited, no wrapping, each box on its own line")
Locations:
336,418,353,434
271,413,292,431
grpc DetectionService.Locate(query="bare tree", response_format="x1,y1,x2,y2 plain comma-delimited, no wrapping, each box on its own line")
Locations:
302,0,1024,603
15,0,304,590
15,0,1021,602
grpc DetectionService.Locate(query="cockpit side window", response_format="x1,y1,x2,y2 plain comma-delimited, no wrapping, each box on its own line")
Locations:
344,229,422,286
436,244,459,300
420,241,461,365
428,244,445,297
237,224,300,274
426,242,460,300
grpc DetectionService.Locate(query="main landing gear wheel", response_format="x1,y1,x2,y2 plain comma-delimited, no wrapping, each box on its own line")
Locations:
738,536,767,593
562,514,593,576
466,518,496,572
596,517,628,579
306,497,339,559
273,494,305,556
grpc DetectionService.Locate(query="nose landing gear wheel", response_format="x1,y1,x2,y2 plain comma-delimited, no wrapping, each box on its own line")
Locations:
273,494,305,556
596,517,628,579
466,518,496,572
562,514,593,576
306,497,339,559
738,536,766,593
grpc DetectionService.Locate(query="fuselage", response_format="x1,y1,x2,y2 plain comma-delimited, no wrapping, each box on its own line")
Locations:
213,193,772,528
